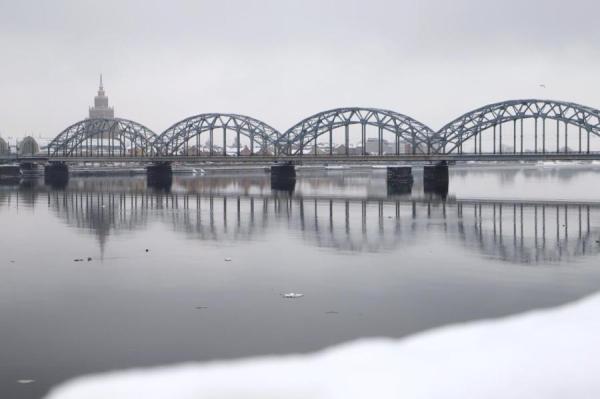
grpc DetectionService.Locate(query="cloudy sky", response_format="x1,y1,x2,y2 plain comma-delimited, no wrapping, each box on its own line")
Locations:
1,0,599,139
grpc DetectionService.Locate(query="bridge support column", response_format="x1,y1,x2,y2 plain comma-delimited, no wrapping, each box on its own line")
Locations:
386,166,413,195
423,161,449,199
19,162,40,178
147,162,173,190
387,166,413,183
44,162,69,188
0,165,21,184
270,162,296,191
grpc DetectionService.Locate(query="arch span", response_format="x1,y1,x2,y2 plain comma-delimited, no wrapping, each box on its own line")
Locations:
157,114,281,156
436,99,600,154
47,118,159,157
278,108,434,156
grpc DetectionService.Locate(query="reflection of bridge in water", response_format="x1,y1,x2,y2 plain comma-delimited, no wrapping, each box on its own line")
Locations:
3,184,598,264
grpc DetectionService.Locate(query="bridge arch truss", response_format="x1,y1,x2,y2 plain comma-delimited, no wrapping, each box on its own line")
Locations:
277,108,434,156
436,100,600,155
47,118,159,157
157,114,281,157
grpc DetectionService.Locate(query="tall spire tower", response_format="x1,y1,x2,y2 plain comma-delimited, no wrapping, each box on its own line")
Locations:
89,74,114,119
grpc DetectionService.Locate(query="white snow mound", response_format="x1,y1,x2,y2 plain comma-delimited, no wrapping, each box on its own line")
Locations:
46,293,600,399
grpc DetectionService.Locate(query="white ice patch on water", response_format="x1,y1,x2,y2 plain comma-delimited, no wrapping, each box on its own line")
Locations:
281,293,304,298
45,293,600,399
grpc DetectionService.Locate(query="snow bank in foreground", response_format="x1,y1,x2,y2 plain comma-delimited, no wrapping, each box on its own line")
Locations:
46,293,600,399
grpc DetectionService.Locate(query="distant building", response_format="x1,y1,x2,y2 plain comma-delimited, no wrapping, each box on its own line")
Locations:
19,136,40,155
0,137,8,154
88,75,115,119
365,138,379,154
82,75,123,155
365,138,400,154
334,144,347,155
240,145,252,156
501,145,515,153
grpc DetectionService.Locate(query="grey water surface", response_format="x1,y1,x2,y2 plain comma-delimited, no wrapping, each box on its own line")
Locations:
2,165,600,398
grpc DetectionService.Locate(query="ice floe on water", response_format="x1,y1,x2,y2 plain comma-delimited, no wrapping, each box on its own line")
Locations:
46,292,600,399
281,293,304,299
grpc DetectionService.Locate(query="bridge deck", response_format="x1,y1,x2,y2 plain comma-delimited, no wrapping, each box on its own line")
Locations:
3,152,600,164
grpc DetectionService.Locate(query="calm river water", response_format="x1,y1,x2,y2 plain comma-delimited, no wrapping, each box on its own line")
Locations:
2,165,600,398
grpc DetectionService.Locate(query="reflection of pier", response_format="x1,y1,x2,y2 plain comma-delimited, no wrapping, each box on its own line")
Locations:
21,189,598,264
455,201,597,263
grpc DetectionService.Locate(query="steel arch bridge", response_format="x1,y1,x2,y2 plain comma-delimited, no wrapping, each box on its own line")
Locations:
13,99,600,164
156,113,281,156
436,99,600,155
276,108,434,156
47,118,159,157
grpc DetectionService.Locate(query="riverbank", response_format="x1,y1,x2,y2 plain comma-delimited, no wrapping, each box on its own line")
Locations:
46,291,600,399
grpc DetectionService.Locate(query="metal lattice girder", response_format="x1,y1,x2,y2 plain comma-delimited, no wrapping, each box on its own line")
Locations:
157,114,281,156
47,118,159,157
435,99,600,154
277,107,435,155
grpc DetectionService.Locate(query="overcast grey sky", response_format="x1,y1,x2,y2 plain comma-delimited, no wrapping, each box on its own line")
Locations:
1,0,599,138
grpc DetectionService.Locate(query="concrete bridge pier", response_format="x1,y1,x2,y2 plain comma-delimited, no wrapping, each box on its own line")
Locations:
423,161,449,199
0,165,21,180
271,163,296,192
387,181,413,196
386,166,413,195
271,162,296,183
423,161,449,183
147,162,173,190
19,162,40,178
387,166,413,183
271,178,296,192
44,162,69,188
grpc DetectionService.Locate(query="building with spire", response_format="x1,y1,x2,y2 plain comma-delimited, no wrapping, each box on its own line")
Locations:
88,74,114,119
